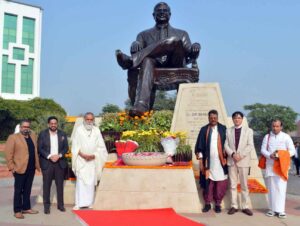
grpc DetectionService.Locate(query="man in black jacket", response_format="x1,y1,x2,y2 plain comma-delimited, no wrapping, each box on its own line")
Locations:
195,110,228,213
38,116,68,214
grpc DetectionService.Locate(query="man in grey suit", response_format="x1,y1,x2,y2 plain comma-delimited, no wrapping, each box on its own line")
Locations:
225,111,254,216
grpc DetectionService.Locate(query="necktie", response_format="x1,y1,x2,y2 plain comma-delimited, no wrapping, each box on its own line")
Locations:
159,26,167,40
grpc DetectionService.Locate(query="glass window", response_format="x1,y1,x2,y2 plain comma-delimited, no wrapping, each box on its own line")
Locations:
13,47,25,60
1,55,15,93
21,58,34,94
22,17,35,53
3,14,17,49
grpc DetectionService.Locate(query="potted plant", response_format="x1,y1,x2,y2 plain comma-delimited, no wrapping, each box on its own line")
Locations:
173,144,193,164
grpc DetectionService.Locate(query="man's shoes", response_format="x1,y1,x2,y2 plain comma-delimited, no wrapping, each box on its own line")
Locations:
14,212,24,219
72,206,80,210
44,209,50,214
58,207,66,212
242,208,253,216
214,205,222,213
22,209,39,214
116,50,133,70
265,210,275,217
227,207,238,215
278,213,287,219
202,204,211,213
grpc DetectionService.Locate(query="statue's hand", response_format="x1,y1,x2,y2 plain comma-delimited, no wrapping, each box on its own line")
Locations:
130,41,142,54
191,42,201,54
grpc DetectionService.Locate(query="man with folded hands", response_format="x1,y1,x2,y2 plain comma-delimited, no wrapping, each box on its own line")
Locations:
225,111,254,216
71,112,108,210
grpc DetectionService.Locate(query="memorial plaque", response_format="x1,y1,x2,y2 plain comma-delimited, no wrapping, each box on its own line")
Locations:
171,83,229,148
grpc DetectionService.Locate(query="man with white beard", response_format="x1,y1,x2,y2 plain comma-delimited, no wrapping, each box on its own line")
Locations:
71,112,108,210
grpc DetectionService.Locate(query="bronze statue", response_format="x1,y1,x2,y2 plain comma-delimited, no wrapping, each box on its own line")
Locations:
116,2,201,116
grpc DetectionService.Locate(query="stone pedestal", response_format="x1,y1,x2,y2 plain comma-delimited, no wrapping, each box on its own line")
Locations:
94,167,201,213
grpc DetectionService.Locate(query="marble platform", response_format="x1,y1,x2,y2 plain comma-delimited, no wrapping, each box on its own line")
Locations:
94,165,202,213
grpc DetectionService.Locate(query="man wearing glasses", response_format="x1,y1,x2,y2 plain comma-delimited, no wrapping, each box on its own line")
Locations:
5,119,40,219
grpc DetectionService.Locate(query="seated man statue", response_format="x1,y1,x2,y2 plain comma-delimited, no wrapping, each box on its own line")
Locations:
116,2,201,117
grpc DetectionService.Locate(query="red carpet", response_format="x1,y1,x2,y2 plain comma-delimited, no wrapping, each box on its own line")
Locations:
73,208,204,226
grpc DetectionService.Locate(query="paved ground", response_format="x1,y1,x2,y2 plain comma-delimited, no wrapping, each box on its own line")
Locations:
0,145,299,226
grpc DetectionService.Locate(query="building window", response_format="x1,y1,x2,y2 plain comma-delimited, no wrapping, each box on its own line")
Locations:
21,58,34,94
3,14,17,49
22,17,35,53
1,55,15,93
13,47,25,60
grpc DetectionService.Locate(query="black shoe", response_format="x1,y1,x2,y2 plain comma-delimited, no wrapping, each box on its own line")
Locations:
58,207,66,212
202,204,211,213
215,205,221,213
44,209,50,214
227,207,238,215
116,50,133,70
242,208,253,216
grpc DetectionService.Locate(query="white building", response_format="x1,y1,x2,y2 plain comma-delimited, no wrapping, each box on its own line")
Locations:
0,0,42,100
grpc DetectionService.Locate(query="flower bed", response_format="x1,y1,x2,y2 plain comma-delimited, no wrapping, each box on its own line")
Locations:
237,178,268,193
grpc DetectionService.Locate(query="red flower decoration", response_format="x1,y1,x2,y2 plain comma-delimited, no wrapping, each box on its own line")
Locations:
115,140,139,157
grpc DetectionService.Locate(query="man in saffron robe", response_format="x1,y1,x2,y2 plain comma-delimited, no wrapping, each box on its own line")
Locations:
195,110,228,213
71,112,108,210
261,119,295,219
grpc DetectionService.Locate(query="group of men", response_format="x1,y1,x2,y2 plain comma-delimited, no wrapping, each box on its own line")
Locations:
4,109,295,220
4,112,108,219
195,110,295,219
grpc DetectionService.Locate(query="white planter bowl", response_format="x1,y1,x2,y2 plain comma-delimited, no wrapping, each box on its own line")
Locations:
122,152,167,166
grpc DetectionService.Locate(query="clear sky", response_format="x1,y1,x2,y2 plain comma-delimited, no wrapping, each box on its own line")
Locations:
23,0,300,116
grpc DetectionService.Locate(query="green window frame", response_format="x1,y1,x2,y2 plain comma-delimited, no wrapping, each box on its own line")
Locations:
22,17,35,53
3,14,17,49
1,55,15,93
21,58,34,94
13,47,25,60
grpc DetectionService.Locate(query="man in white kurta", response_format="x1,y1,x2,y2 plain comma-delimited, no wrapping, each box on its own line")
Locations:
72,112,108,209
261,119,295,218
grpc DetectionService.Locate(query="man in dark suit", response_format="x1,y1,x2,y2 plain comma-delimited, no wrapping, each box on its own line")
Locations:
116,2,200,116
195,110,228,213
38,116,68,214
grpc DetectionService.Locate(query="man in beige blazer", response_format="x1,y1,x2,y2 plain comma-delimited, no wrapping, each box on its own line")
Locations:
5,119,40,219
225,111,254,216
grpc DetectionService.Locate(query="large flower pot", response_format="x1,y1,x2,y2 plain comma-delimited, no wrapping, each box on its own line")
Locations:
122,152,167,166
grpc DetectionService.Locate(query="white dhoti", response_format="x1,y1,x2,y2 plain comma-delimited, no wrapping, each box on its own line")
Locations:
266,175,287,213
75,161,96,208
